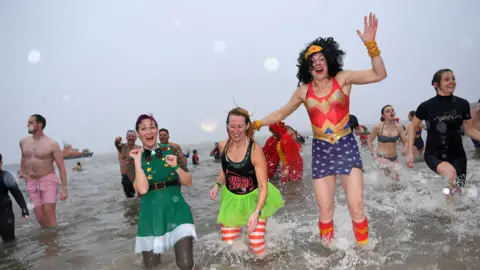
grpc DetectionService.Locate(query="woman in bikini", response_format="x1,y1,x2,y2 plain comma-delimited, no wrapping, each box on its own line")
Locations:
252,13,387,246
367,105,407,180
209,107,284,256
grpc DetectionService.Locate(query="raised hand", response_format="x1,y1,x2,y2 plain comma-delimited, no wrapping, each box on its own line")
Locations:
356,12,378,42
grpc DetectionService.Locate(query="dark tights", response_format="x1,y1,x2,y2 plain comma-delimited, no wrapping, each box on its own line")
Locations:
142,236,194,269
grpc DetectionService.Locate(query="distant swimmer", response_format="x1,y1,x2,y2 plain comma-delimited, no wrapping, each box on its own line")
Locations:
18,114,68,227
0,153,29,243
406,110,426,159
406,69,480,195
209,142,221,161
470,99,480,152
72,162,83,172
252,13,387,247
367,105,407,181
191,150,199,165
114,130,141,198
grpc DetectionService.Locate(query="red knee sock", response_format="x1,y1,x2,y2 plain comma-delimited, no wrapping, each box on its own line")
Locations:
318,220,334,242
352,217,368,245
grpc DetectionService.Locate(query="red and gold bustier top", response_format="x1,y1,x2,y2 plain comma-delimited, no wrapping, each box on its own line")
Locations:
303,78,351,144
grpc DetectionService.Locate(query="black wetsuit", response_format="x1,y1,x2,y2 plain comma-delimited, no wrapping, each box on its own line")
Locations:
221,139,258,195
0,169,29,243
415,94,471,186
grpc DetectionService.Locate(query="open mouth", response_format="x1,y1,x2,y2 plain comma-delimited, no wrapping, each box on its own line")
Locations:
315,67,324,74
145,135,155,143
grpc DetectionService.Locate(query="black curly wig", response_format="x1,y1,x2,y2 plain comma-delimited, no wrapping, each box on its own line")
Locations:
296,37,346,86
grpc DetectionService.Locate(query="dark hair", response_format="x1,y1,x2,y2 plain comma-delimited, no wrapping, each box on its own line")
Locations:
0,153,2,163
296,37,346,86
380,105,393,121
193,149,198,154
158,128,169,134
126,130,136,135
408,110,415,118
135,114,158,132
349,114,359,129
31,114,46,129
431,69,453,92
224,107,255,153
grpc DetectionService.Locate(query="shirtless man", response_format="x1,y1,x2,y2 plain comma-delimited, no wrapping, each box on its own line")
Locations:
158,128,186,155
114,130,140,198
19,114,68,227
471,99,480,151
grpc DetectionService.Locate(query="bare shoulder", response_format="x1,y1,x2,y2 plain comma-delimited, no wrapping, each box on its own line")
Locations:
19,136,31,146
335,71,349,85
46,137,60,146
296,84,308,99
218,140,227,152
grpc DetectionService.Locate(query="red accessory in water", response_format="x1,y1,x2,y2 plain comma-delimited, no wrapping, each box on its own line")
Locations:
263,122,303,182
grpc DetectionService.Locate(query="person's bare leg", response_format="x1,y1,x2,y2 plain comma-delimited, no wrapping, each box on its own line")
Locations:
142,251,161,269
43,203,57,227
312,175,336,245
340,168,368,245
33,205,48,227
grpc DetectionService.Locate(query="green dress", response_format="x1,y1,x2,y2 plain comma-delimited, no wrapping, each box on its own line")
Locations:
127,143,196,254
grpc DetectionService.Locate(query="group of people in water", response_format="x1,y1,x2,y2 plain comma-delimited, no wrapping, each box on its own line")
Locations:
2,12,480,270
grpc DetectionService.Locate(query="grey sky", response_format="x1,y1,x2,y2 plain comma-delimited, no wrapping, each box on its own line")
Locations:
0,0,478,164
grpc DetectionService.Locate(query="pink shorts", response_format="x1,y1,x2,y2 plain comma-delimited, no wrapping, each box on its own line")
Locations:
26,173,60,208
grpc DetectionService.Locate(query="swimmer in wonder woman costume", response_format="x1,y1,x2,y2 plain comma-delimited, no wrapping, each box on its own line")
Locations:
252,13,387,246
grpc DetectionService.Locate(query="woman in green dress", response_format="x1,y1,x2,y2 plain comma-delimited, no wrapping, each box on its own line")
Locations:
126,114,196,269
209,107,285,256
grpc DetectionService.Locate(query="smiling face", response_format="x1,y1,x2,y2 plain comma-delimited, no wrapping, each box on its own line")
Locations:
382,106,396,121
310,53,328,80
137,119,158,149
126,131,137,144
227,115,248,143
436,71,456,95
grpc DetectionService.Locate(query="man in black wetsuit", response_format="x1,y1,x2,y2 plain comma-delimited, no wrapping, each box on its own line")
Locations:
0,153,29,243
406,69,480,188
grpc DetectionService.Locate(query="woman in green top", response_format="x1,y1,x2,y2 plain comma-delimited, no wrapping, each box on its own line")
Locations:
126,114,196,269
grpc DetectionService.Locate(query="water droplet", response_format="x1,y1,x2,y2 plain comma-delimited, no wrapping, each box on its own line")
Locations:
227,240,233,245
436,122,447,134
172,18,183,28
213,40,226,54
467,186,478,198
336,237,349,250
63,94,71,102
441,153,448,159
27,203,34,210
443,244,451,253
172,196,179,202
264,57,280,72
205,223,209,227
171,223,177,229
28,49,41,64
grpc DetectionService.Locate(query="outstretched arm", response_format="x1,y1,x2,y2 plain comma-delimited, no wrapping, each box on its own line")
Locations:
257,87,304,127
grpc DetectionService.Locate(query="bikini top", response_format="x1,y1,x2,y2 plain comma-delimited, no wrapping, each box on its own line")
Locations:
377,123,400,143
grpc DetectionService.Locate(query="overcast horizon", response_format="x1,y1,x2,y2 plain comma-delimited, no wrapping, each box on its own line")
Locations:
1,0,478,164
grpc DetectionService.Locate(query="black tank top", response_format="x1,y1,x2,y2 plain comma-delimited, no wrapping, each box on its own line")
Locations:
221,139,259,195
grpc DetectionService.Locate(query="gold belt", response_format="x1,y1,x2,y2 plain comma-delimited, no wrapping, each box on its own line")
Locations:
313,128,352,144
